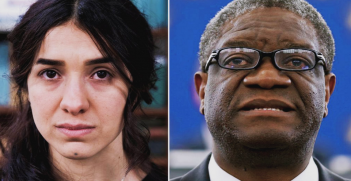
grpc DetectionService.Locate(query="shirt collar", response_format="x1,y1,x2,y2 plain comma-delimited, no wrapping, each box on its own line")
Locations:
292,157,319,181
208,154,318,181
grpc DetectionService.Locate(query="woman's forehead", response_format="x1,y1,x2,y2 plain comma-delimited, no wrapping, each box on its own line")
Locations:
36,21,104,65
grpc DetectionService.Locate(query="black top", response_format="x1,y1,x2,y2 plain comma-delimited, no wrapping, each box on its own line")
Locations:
0,164,168,181
142,164,167,181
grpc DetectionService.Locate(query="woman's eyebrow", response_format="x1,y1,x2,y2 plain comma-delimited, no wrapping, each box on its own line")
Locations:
84,58,112,66
35,58,112,66
36,58,65,66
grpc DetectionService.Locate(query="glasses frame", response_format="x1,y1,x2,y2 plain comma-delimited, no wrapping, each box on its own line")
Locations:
205,47,327,72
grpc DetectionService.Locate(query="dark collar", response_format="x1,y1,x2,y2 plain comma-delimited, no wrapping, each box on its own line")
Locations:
171,154,211,181
314,157,350,181
172,154,349,181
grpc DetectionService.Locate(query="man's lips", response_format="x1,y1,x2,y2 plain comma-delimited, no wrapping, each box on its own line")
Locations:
56,123,95,137
239,99,295,112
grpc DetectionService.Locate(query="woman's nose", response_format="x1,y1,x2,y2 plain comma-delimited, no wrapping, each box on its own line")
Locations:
59,76,89,115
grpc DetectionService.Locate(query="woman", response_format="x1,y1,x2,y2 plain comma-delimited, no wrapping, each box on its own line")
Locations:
0,0,166,180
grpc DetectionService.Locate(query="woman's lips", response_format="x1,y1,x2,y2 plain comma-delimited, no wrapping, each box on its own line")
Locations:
56,124,95,137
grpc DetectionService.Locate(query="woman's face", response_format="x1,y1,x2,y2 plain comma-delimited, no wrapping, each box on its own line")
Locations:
27,21,129,159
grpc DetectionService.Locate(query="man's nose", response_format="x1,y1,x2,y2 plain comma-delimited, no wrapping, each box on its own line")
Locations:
59,77,89,115
243,57,291,89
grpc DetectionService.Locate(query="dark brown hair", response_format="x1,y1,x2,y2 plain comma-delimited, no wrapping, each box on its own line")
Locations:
1,0,157,180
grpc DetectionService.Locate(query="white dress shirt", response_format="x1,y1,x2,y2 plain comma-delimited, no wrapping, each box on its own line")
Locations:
208,154,318,181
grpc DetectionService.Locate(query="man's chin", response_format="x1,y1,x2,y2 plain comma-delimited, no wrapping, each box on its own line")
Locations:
214,130,312,168
237,130,298,149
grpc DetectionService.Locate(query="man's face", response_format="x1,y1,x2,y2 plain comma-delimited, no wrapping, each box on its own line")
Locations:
196,7,335,165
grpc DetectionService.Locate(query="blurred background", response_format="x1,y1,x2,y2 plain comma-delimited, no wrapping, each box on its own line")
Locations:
170,0,351,179
0,0,168,172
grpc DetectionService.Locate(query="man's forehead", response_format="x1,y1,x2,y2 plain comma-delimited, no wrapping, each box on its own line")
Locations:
218,39,315,51
215,7,320,51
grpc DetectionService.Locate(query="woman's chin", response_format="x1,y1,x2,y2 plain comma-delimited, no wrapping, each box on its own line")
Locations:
51,143,99,160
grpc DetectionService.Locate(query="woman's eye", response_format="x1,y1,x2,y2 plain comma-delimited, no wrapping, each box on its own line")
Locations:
96,71,107,78
92,70,111,79
41,70,59,79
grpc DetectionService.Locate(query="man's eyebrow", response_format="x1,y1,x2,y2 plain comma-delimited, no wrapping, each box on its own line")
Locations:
282,42,313,49
221,41,313,50
84,58,113,66
36,58,65,66
221,41,251,48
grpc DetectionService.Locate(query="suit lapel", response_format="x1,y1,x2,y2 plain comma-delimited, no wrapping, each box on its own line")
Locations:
175,155,348,181
179,154,211,181
314,157,348,181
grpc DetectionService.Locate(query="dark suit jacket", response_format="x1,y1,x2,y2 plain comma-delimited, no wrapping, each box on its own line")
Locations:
172,154,350,181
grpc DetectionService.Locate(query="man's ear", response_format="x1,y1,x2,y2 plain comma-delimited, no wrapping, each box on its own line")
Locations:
324,73,336,118
195,71,208,115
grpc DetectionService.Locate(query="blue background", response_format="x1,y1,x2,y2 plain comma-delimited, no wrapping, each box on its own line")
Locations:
132,0,168,28
170,0,351,159
0,42,9,105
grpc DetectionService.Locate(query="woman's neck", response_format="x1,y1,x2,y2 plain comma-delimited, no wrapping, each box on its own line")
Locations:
49,134,144,181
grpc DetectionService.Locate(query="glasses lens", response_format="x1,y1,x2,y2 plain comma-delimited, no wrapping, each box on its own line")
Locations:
218,48,260,69
275,49,315,70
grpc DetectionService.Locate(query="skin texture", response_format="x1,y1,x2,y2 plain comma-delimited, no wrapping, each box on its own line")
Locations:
195,8,336,181
27,22,144,181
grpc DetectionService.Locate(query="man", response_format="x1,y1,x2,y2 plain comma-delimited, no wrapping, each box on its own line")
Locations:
172,0,349,181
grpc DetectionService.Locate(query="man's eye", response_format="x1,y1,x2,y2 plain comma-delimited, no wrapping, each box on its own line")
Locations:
231,58,245,65
292,59,302,67
285,58,311,70
223,57,251,68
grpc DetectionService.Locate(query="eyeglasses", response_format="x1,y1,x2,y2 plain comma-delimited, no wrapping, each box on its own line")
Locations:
205,47,326,72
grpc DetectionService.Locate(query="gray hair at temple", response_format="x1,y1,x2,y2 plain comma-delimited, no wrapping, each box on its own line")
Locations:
198,0,335,74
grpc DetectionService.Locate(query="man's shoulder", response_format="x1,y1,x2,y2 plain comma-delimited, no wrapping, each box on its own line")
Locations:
171,177,181,181
171,155,351,181
314,158,351,181
171,154,211,181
